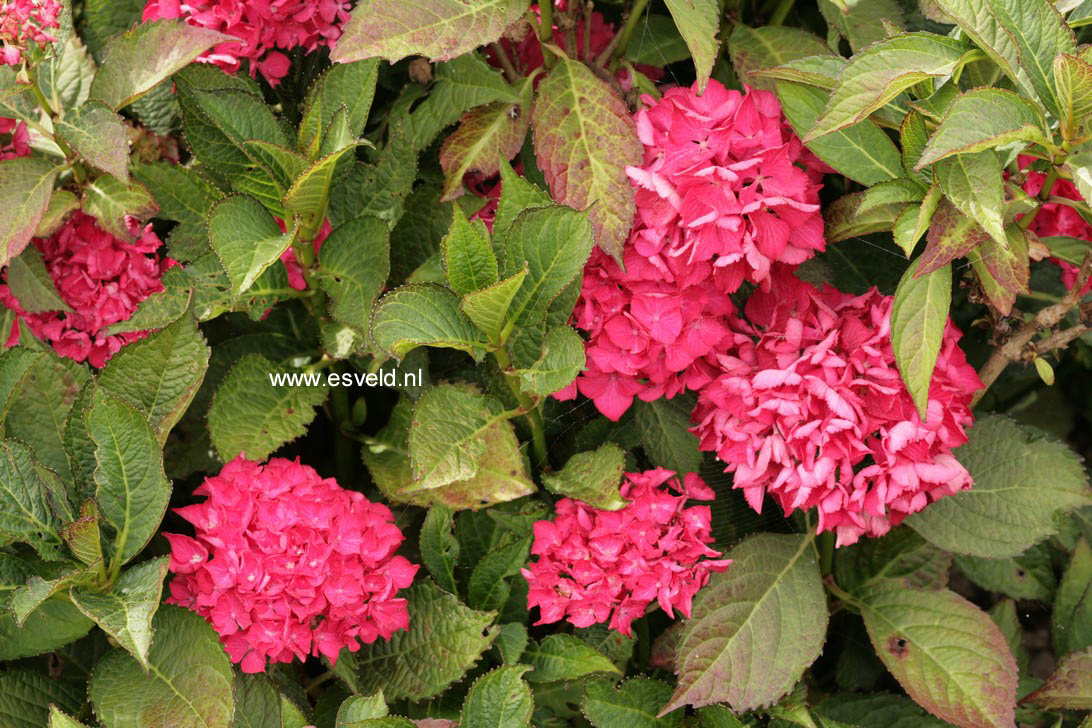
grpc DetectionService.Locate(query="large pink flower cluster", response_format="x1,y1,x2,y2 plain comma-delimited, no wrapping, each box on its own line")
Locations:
1018,156,1092,293
0,211,170,367
141,0,351,85
522,468,730,635
559,81,826,421
165,456,419,673
691,269,982,546
1,0,61,66
0,117,30,160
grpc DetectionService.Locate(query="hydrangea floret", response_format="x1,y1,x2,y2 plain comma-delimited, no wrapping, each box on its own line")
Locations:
1018,156,1092,293
164,455,419,673
0,0,61,66
522,468,730,635
692,268,983,546
0,117,30,160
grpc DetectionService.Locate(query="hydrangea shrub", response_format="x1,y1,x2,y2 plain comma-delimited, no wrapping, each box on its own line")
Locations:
1,1,1091,727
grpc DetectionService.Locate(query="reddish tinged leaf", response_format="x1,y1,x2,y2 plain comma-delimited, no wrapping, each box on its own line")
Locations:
532,55,642,262
917,198,989,276
440,77,533,201
1022,647,1092,710
0,158,59,269
331,0,530,64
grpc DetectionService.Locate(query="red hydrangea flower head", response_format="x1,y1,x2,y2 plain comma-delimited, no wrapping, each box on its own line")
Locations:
0,211,171,366
691,268,982,547
165,455,419,673
522,468,730,635
141,0,351,85
626,80,827,291
1,0,61,66
0,117,30,160
1018,156,1092,294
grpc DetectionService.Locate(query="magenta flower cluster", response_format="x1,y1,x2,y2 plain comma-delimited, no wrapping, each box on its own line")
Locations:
522,468,730,635
165,456,418,673
0,0,61,66
1018,155,1092,294
141,0,351,85
0,211,171,367
0,117,30,160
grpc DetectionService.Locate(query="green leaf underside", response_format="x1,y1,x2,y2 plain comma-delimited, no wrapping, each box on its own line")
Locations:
372,284,487,361
208,196,297,297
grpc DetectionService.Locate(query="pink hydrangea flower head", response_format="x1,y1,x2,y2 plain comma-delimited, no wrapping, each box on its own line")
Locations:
165,455,419,673
1,116,30,160
0,0,61,66
0,211,171,366
626,80,827,290
141,0,351,86
1017,155,1092,294
691,268,982,547
522,468,730,635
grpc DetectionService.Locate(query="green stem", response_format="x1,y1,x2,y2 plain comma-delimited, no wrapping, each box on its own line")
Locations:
493,346,550,471
610,0,651,65
329,383,355,485
817,531,835,578
1019,166,1061,231
769,0,796,25
538,0,554,43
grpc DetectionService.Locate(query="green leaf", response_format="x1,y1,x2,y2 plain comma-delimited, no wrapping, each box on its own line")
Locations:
494,622,528,664
105,266,195,336
54,101,131,180
515,325,585,397
336,692,389,724
774,81,903,186
623,14,691,66
282,144,360,239
855,179,926,216
5,246,70,313
332,0,529,63
440,77,532,201
35,188,79,238
969,224,1030,316
0,157,59,268
583,677,682,728
89,605,234,728
1022,647,1092,710
408,385,505,489
1054,53,1092,135
207,354,329,461
727,25,833,91
98,312,210,445
90,19,231,111
70,556,168,669
917,89,1049,169
442,206,498,295
634,397,701,476
460,665,533,728
466,534,530,611
754,56,846,90
820,0,906,51
906,415,1092,558
10,566,96,627
935,150,1006,247
49,706,92,728
494,158,552,243
834,527,951,594
81,174,158,240
806,34,973,140
348,579,498,701
63,500,104,567
1041,235,1092,266
662,0,719,93
1067,151,1092,206
503,205,594,327
1053,537,1092,654
666,534,828,713
372,283,487,360
955,544,1056,601
814,693,952,728
890,258,951,420
329,138,418,229
857,586,1018,728
461,266,529,343
131,161,224,226
0,440,68,559
209,196,297,297
232,674,283,728
87,390,171,566
892,184,941,256
541,443,627,511
525,634,620,683
315,216,390,343
0,669,84,728
918,197,990,274
299,59,380,159
931,0,1076,119
532,56,642,261
420,505,460,594
39,33,96,116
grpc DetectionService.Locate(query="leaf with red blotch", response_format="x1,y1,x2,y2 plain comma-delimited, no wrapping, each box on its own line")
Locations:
0,158,59,269
917,197,990,276
1022,647,1092,710
532,55,642,263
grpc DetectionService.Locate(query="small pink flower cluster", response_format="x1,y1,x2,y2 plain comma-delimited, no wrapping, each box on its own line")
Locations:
165,456,419,673
0,211,170,367
278,217,331,291
0,0,61,66
692,269,982,546
559,80,827,420
0,117,30,160
1018,156,1092,294
141,0,351,85
522,468,730,635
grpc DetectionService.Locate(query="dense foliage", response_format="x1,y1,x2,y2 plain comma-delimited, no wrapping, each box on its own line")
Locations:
2,0,1092,726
